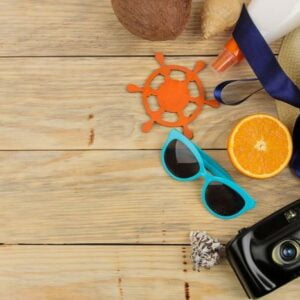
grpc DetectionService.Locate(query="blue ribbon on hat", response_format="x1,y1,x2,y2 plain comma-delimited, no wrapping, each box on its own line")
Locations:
214,5,300,177
291,116,300,177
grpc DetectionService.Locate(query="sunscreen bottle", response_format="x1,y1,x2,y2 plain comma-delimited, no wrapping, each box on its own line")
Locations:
212,0,300,73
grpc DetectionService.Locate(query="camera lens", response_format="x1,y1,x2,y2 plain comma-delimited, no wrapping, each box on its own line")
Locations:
280,242,297,262
272,240,300,265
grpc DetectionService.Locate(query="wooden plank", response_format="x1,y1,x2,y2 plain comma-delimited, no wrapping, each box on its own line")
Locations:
0,0,281,56
0,150,298,244
0,56,277,150
0,245,298,300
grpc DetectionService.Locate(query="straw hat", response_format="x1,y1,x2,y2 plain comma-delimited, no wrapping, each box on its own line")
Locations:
276,28,300,131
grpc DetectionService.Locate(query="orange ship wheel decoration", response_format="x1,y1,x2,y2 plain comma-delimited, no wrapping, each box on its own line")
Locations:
127,52,219,139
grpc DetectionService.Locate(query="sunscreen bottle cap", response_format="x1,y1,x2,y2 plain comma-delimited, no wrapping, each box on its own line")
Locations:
212,38,244,73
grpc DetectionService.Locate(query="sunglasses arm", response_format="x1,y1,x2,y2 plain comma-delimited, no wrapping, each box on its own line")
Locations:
197,147,233,180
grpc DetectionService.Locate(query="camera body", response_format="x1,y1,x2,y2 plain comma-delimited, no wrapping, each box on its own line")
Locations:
226,199,300,299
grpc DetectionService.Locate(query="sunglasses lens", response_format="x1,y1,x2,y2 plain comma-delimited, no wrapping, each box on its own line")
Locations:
164,139,200,178
205,182,245,216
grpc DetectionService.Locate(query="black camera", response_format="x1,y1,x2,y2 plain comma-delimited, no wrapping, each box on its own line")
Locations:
226,199,300,299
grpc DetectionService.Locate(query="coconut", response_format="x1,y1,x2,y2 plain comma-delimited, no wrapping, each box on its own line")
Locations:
111,0,192,41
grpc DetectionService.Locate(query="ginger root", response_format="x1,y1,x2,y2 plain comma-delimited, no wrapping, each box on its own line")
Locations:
201,0,243,39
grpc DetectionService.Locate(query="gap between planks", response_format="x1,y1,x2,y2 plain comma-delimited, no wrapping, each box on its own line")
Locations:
0,54,279,58
2,243,190,247
0,55,234,58
0,149,226,152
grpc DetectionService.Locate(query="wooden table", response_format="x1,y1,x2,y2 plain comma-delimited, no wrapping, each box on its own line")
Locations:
0,1,299,299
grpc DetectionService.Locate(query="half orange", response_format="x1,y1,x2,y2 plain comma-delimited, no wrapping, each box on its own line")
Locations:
228,114,293,179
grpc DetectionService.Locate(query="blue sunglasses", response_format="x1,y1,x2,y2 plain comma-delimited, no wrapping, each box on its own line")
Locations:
161,129,256,220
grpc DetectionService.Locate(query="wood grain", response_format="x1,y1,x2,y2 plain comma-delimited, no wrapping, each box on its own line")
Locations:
0,245,298,300
0,150,298,244
0,0,281,56
0,56,277,150
0,1,298,298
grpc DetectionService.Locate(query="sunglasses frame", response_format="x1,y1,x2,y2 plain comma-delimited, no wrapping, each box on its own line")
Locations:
161,129,256,220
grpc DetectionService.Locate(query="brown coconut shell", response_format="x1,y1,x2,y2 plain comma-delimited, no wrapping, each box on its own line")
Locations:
111,0,192,41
